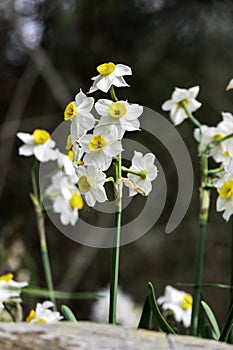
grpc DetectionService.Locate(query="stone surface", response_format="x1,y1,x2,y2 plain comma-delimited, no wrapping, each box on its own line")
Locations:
0,322,232,349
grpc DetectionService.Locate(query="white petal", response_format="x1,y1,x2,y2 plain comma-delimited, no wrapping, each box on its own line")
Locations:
115,64,132,76
18,144,34,156
226,78,233,91
112,76,129,88
161,100,174,111
17,132,34,144
188,99,202,112
95,99,112,116
188,85,200,99
96,75,114,93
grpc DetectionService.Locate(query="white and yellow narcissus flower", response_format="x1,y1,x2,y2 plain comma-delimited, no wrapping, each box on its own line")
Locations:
79,125,123,171
162,86,201,126
76,164,107,207
216,160,233,221
64,89,95,142
17,129,57,162
89,62,132,93
193,125,229,164
26,301,63,323
91,286,142,328
95,99,143,138
45,172,83,226
157,285,192,328
194,112,233,164
127,151,158,197
0,273,28,313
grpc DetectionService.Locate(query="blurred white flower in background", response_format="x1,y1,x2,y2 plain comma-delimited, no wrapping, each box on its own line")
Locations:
91,286,142,328
0,273,28,313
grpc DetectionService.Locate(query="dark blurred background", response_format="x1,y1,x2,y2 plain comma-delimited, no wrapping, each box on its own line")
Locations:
0,0,233,329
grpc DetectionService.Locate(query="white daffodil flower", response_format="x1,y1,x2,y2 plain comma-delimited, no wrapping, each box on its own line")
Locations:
46,172,83,226
79,125,123,171
157,285,192,328
89,62,132,93
226,78,233,91
95,99,143,138
162,86,201,126
64,89,95,143
91,286,142,328
127,151,158,196
0,273,28,313
76,164,107,207
216,164,233,221
26,301,63,323
17,129,57,162
194,112,233,164
56,150,77,177
194,125,230,164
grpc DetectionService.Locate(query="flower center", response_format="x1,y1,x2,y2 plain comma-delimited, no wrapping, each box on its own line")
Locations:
64,102,77,120
33,129,50,144
68,150,74,161
69,192,84,209
88,135,107,152
177,98,189,107
0,273,13,282
140,170,147,179
219,180,233,199
224,151,230,157
181,294,192,310
212,133,223,141
26,310,36,323
97,62,116,76
108,102,127,119
78,175,92,193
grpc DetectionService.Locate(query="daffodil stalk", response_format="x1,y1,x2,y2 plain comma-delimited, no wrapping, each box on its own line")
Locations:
108,85,122,324
180,101,210,336
30,158,56,310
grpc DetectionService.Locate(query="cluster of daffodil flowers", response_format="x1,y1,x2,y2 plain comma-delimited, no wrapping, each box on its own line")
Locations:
0,272,62,323
16,62,158,326
162,80,233,338
162,82,233,223
17,62,158,226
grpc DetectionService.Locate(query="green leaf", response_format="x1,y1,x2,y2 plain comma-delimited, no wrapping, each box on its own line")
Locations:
219,301,233,342
147,282,176,334
201,300,220,339
61,305,78,322
22,287,98,300
138,296,152,330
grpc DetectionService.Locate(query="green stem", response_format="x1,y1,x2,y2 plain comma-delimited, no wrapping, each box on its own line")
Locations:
180,106,210,336
31,158,39,202
30,161,57,311
121,166,146,178
190,193,209,336
180,101,201,128
204,133,233,154
105,177,115,183
109,153,122,324
110,85,118,102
